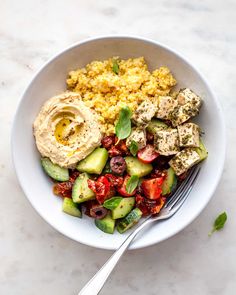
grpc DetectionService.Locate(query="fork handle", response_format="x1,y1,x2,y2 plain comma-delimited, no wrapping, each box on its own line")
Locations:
78,217,152,295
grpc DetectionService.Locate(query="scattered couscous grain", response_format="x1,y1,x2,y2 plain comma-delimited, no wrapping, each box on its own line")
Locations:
67,57,177,135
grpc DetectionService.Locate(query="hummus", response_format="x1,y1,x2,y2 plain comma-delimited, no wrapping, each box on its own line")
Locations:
33,92,102,168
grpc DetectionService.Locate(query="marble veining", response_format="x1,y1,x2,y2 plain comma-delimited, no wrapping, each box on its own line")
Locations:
0,0,236,294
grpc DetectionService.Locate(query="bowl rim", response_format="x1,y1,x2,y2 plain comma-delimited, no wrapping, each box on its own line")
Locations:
11,35,226,250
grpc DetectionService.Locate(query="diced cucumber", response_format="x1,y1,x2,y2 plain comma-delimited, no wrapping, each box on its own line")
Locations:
111,197,135,219
195,139,208,162
41,157,69,181
147,118,168,134
95,214,115,234
62,197,82,218
117,208,142,233
125,156,153,177
72,172,95,203
162,167,177,195
76,148,108,175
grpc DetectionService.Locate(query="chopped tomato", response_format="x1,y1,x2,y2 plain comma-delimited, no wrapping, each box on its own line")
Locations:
117,175,137,197
87,179,97,192
135,193,144,205
103,174,124,188
53,182,72,198
108,146,122,157
69,170,80,182
137,144,159,163
88,176,115,204
137,203,150,216
108,138,130,157
135,194,166,215
150,168,166,179
141,177,164,199
101,135,115,149
53,170,80,198
115,138,130,155
135,194,148,216
150,197,166,214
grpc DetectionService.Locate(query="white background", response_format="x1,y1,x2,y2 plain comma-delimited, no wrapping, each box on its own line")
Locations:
1,0,235,294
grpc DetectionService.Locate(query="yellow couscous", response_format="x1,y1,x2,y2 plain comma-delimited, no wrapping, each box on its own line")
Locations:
67,57,177,135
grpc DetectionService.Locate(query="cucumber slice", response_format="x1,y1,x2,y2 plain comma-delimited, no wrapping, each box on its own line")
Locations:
76,148,108,175
125,156,153,177
41,157,69,181
162,167,177,195
95,214,115,234
117,208,142,233
111,197,135,219
72,173,95,203
147,118,168,134
195,139,208,162
62,197,82,218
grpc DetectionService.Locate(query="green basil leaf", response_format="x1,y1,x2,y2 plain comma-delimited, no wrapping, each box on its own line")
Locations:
214,212,227,230
126,175,139,194
103,197,123,210
112,59,119,74
129,140,139,156
115,106,132,140
209,212,227,236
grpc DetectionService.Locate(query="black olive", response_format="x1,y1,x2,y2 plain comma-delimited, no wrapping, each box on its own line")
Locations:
90,205,108,219
110,156,126,175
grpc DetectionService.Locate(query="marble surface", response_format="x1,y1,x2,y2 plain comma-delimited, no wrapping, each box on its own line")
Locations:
1,0,236,294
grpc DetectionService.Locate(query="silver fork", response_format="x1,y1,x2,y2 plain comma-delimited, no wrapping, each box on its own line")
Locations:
79,166,200,295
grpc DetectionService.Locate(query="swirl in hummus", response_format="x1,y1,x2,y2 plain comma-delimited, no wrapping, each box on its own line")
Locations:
33,92,102,168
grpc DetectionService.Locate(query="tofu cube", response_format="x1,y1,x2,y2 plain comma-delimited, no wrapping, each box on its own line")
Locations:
156,96,178,120
177,123,200,147
171,88,202,126
155,128,179,156
132,101,157,126
170,106,190,127
126,128,146,150
177,88,202,108
169,148,201,175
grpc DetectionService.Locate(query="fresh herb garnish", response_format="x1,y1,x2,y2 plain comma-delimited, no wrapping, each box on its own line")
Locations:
208,212,227,236
112,59,119,75
129,140,139,156
126,175,139,194
115,106,132,140
103,197,123,210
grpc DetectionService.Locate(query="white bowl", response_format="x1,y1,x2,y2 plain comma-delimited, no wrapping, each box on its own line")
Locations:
12,36,226,250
